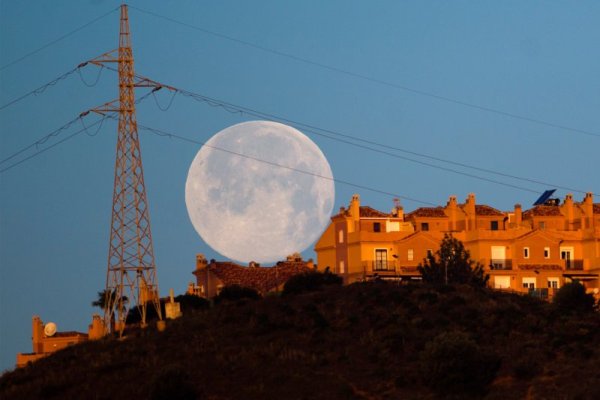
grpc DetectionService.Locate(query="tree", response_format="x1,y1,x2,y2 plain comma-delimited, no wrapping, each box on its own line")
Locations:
418,234,489,287
552,281,596,313
92,289,128,318
91,290,112,311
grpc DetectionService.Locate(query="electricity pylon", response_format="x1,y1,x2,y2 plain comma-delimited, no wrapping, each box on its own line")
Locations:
88,4,164,336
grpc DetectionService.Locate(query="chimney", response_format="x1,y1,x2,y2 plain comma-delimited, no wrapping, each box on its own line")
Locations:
582,192,594,229
465,193,476,230
349,194,360,219
88,314,106,340
446,195,457,231
32,316,43,354
349,194,361,232
563,194,574,229
514,204,522,226
196,254,208,270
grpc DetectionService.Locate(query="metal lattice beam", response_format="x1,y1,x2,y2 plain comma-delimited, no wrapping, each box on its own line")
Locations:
90,5,162,335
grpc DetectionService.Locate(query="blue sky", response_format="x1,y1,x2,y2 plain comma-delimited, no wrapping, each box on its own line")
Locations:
1,1,599,371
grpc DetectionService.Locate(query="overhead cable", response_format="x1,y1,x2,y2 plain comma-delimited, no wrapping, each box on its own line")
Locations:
0,117,109,174
129,5,600,139
115,69,590,195
0,7,119,71
135,123,437,206
0,66,83,111
0,90,154,174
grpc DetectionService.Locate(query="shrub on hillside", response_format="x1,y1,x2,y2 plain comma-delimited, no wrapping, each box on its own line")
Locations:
282,268,342,296
175,294,209,312
214,285,261,304
552,282,596,313
419,331,499,396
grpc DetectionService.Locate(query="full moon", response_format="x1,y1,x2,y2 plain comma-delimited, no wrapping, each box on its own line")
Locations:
185,121,335,264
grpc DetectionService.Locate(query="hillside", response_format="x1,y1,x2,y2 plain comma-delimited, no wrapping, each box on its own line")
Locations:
1,282,599,399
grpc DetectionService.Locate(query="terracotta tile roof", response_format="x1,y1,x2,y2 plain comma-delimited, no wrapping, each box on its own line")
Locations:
359,206,390,218
518,264,563,271
475,205,505,216
207,261,312,294
523,205,563,217
406,207,447,218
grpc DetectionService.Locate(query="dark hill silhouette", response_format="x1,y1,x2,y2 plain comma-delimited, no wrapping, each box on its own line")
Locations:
1,282,599,399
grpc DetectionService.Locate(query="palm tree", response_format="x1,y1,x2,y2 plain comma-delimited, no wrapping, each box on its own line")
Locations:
92,289,128,332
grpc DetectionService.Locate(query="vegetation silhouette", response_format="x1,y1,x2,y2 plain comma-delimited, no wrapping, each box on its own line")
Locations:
2,282,599,399
214,284,261,305
552,281,597,313
418,234,489,287
282,267,343,296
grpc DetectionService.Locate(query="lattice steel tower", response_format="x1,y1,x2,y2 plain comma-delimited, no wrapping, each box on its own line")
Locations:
90,4,162,335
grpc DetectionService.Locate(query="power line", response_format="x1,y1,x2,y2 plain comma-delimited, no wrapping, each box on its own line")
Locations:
135,123,437,206
115,71,587,195
0,117,109,174
0,6,119,71
0,91,154,173
0,116,81,166
129,5,600,139
0,66,85,111
96,64,597,195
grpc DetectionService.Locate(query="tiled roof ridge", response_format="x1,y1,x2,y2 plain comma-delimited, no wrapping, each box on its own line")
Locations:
359,206,390,218
523,205,564,217
474,204,505,216
406,206,447,218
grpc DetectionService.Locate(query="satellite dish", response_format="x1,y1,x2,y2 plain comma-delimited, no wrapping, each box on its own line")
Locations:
44,322,57,337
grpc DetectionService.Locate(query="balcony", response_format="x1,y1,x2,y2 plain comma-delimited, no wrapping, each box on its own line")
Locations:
489,259,513,270
564,259,583,270
362,261,397,273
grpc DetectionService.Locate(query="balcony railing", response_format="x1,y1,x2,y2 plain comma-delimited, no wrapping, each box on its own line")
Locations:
362,261,397,272
564,259,583,270
489,259,513,270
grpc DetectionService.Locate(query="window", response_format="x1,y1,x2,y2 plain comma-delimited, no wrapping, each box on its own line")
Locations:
539,221,546,230
373,222,381,232
421,222,429,231
544,247,550,259
339,261,345,274
338,230,344,243
491,221,499,231
375,249,388,270
547,277,559,289
494,276,511,289
407,249,414,261
491,246,506,269
522,277,536,289
523,247,530,259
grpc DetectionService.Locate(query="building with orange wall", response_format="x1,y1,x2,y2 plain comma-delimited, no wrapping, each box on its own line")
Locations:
16,315,105,368
314,193,600,298
189,253,315,298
